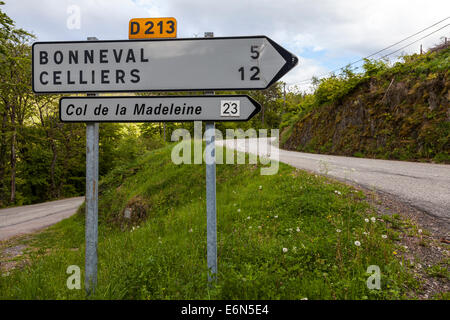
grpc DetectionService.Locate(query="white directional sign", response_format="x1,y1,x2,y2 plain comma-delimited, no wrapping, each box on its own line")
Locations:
59,95,261,122
32,36,298,93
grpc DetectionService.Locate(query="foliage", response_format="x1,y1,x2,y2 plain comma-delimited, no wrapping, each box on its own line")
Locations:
281,45,450,163
0,144,420,299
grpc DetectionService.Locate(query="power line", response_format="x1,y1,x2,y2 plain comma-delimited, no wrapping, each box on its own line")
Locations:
380,23,449,59
296,16,450,84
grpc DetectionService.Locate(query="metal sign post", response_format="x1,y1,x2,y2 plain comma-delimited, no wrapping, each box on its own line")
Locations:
205,119,216,282
204,31,217,283
85,37,99,296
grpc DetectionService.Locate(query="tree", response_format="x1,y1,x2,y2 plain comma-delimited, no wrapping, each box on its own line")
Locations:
0,1,34,203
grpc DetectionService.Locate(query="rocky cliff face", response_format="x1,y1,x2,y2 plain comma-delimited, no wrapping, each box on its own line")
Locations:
282,61,449,163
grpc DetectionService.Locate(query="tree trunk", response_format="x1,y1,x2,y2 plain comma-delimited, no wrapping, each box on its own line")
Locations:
9,102,17,203
0,110,8,203
50,139,57,198
10,126,16,203
261,103,265,126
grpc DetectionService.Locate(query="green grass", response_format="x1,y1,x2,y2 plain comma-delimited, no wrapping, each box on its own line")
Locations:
0,143,419,299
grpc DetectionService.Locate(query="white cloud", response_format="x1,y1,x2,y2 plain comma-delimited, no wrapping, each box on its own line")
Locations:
283,57,328,92
3,0,450,87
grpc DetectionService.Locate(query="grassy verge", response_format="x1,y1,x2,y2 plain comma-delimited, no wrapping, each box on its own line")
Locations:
0,143,422,299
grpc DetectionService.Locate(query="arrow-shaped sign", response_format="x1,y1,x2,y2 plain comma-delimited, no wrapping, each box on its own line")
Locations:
33,36,298,93
59,95,261,122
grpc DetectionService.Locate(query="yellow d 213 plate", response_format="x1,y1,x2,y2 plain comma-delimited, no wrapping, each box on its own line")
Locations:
129,17,177,39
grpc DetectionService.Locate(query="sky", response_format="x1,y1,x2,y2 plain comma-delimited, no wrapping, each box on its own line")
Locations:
3,0,450,91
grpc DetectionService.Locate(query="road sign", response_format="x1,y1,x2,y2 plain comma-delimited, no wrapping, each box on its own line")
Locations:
129,17,177,39
32,36,298,93
59,95,261,122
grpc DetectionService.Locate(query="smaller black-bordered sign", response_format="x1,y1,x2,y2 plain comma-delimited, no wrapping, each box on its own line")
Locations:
59,95,261,123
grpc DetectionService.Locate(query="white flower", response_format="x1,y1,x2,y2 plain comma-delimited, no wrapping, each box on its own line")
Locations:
247,216,251,220
296,227,300,232
189,228,193,233
382,235,387,239
249,226,252,229
274,215,278,218
282,248,288,253
364,218,369,223
259,185,263,190
334,190,342,195
354,241,361,247
336,229,342,233
371,217,376,223
301,297,308,300
363,232,368,235
237,209,241,212
418,229,422,234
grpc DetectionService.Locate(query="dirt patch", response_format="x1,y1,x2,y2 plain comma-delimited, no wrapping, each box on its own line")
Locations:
113,195,150,230
0,235,32,274
357,185,449,299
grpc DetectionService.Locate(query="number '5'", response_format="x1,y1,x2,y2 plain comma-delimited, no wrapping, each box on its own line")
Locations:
251,45,259,59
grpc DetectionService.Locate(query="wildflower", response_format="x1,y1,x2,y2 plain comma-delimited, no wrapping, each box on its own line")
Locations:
354,241,361,247
189,228,193,233
296,227,300,232
249,226,252,229
364,218,369,223
382,235,387,239
282,248,288,253
393,251,397,255
259,185,263,190
301,297,308,300
418,229,422,234
237,209,241,212
334,190,342,195
363,232,368,235
247,216,251,220
274,215,278,218
336,229,342,233
371,217,376,223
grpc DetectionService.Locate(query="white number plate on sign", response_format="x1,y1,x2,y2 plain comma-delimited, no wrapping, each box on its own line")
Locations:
220,100,240,117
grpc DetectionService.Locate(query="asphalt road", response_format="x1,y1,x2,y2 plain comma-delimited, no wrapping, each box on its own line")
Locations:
217,138,450,223
0,197,84,241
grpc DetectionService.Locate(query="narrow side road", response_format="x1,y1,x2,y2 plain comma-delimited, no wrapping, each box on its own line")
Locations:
217,138,450,227
0,197,84,241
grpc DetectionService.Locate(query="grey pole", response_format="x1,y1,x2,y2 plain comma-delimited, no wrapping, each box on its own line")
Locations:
204,32,217,282
85,37,99,296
